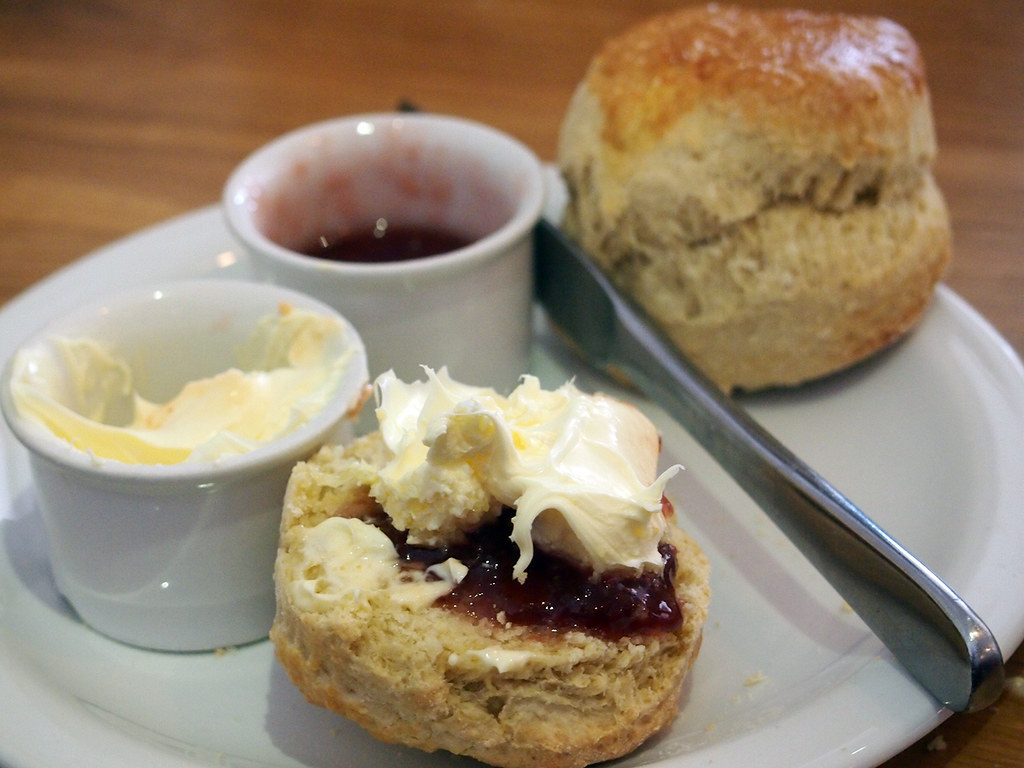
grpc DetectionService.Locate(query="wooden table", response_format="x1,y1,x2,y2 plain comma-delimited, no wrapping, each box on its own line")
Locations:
2,1,1022,766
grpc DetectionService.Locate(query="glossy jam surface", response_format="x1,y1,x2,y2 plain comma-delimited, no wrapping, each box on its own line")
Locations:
300,221,473,263
371,504,682,639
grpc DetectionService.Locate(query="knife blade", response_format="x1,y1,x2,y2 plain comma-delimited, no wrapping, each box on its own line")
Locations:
533,217,1005,713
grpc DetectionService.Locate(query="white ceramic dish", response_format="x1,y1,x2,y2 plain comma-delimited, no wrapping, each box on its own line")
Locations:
224,113,544,392
2,178,1024,768
1,279,368,652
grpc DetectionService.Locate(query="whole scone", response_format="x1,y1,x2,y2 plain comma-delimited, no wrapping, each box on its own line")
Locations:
271,369,710,768
558,3,951,392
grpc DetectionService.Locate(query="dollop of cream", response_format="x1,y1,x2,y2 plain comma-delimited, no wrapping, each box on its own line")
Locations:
371,367,680,581
9,305,359,465
288,516,467,612
448,647,536,674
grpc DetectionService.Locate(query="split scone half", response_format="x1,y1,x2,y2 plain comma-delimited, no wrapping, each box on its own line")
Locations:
271,368,710,768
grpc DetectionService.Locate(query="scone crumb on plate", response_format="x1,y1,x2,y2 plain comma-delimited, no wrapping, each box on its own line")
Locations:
744,671,767,687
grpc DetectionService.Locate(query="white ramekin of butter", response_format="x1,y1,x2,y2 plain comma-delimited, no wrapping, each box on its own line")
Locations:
0,278,369,651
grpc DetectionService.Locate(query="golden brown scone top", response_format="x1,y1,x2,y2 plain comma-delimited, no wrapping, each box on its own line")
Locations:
587,3,929,161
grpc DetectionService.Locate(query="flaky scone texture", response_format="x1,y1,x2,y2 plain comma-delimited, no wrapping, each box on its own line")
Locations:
271,434,710,768
558,4,951,392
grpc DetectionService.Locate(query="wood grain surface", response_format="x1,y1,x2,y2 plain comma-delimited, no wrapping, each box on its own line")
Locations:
1,2,1022,766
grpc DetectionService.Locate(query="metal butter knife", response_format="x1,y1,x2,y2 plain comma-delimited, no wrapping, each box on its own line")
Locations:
533,217,1005,713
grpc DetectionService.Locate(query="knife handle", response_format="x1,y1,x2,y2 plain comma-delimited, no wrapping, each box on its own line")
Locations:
608,288,1005,713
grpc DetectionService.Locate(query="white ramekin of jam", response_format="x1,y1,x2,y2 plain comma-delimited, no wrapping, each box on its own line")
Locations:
222,113,544,392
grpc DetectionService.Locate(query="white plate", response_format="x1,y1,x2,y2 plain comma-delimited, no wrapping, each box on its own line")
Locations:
2,202,1024,768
